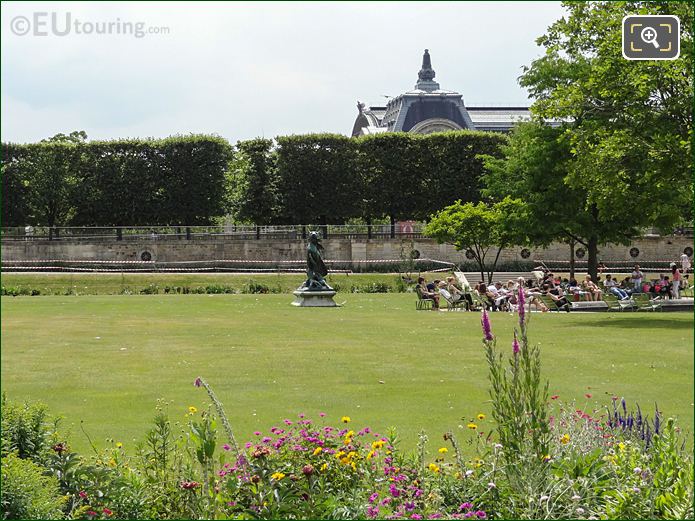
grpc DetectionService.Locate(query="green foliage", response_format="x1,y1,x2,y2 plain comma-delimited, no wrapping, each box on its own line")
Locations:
275,133,360,224
229,138,278,225
514,1,693,276
1,452,65,520
425,199,527,282
1,395,56,463
1,135,232,228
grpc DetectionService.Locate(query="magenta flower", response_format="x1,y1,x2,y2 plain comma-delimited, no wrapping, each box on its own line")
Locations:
319,412,326,417
254,431,261,436
517,286,526,325
476,511,487,519
411,515,423,520
369,492,379,504
512,332,520,356
459,503,473,511
222,444,231,451
367,506,380,518
480,310,493,341
194,377,202,387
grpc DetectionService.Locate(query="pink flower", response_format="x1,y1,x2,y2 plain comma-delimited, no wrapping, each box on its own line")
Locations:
319,412,326,417
223,444,231,451
585,393,592,399
194,377,202,387
254,431,261,436
517,286,526,325
103,508,113,516
480,310,493,341
512,332,520,356
369,492,379,503
78,491,88,500
551,395,559,400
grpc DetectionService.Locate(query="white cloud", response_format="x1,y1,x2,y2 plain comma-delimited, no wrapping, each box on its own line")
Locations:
1,1,566,143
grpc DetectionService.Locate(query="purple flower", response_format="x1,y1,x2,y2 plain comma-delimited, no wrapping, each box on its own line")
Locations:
512,332,520,356
459,503,473,511
367,506,380,518
405,502,416,512
517,286,525,325
369,492,379,504
222,444,231,451
411,515,423,520
475,511,487,519
262,437,272,443
254,431,261,436
389,484,401,498
319,412,326,417
194,377,202,387
481,310,493,341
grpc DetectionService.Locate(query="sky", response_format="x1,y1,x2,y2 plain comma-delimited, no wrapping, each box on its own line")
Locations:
1,1,567,143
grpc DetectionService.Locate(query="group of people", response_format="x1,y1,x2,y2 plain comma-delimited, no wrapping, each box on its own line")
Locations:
416,258,691,312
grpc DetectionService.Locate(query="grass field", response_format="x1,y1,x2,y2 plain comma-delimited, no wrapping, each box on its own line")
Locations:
1,292,693,454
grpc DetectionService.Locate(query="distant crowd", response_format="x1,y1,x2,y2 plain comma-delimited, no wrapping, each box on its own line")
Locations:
415,254,691,312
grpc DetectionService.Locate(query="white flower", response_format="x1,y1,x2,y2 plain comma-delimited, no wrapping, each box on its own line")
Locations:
633,467,642,474
465,470,474,477
633,487,641,494
576,508,585,515
539,495,549,502
571,495,581,501
494,443,503,449
487,482,496,489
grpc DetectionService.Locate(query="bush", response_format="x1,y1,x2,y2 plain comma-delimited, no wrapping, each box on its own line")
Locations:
1,395,56,463
139,284,159,295
1,452,65,519
351,282,392,293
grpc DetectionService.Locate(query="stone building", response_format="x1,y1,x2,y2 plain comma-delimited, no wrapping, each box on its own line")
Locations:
351,49,534,136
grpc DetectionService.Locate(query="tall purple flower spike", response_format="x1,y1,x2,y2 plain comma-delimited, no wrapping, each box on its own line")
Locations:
512,332,520,355
517,286,526,326
481,310,493,341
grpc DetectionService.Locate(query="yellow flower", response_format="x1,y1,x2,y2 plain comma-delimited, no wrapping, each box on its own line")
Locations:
335,451,346,459
467,423,477,430
618,442,626,452
438,447,448,454
108,458,117,467
351,461,356,470
560,434,570,445
428,463,440,473
312,447,322,456
477,413,486,421
270,472,285,481
372,440,385,449
343,438,352,445
367,450,375,460
340,456,350,465
320,463,328,472
341,416,351,423
115,442,123,449
188,406,197,414
347,451,357,459
345,430,355,438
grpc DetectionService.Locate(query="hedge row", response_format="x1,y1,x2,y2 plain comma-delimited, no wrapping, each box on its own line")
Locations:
1,131,506,228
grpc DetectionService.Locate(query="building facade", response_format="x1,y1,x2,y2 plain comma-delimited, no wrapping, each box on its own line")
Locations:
351,49,533,136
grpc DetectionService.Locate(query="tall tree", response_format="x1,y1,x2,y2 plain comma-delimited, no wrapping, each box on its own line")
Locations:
229,138,278,236
518,0,693,278
482,121,640,279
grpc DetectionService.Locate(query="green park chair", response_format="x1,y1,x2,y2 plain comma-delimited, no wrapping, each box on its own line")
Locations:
538,294,571,312
603,294,636,312
415,286,434,311
632,293,663,312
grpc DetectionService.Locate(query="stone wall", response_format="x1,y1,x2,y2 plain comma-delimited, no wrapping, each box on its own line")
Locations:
1,235,692,266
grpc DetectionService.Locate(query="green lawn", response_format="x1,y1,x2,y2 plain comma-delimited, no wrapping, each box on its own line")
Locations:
1,293,692,454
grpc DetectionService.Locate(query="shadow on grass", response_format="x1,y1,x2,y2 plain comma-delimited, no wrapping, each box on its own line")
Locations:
577,315,694,330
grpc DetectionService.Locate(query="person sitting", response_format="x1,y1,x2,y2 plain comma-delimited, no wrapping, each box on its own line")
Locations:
654,275,671,299
604,274,630,300
582,275,602,301
416,276,440,310
445,276,473,310
567,278,590,301
541,283,571,312
487,281,509,311
476,281,496,310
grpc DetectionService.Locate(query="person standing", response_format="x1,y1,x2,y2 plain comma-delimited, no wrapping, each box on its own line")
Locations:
631,264,644,293
671,263,682,299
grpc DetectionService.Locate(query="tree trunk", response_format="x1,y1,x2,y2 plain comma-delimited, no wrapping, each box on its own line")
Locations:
301,226,307,240
390,215,396,239
587,236,599,281
366,217,372,239
569,239,575,279
255,225,260,240
186,226,191,240
116,227,123,241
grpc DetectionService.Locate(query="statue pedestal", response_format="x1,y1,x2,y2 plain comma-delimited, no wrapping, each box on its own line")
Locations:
292,290,338,307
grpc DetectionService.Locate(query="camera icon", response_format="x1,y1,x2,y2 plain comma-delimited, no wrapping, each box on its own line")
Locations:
623,15,680,60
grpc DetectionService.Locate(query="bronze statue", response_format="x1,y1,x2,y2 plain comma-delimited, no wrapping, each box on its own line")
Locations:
300,231,332,291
